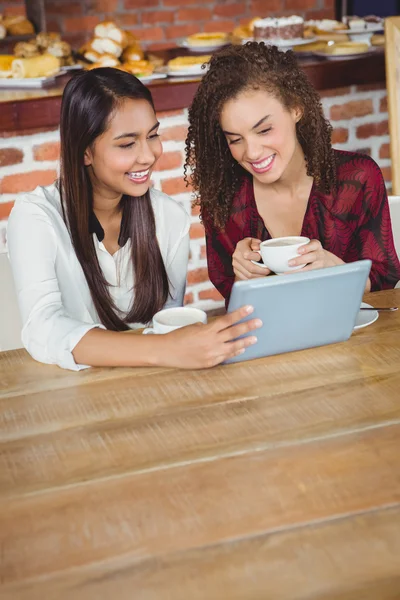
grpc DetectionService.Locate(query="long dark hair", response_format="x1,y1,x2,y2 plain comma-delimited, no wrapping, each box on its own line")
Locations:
59,67,169,330
185,43,336,228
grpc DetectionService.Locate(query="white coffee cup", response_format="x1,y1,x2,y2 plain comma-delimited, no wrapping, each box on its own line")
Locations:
143,306,207,334
251,236,310,275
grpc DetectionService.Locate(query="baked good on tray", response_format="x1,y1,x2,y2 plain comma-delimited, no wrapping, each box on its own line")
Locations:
167,55,211,71
253,16,304,40
323,41,369,55
12,53,60,78
185,32,228,47
0,54,14,77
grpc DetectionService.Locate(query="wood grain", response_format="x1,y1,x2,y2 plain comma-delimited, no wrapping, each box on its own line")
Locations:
1,371,400,498
1,424,400,584
2,505,400,600
1,289,400,597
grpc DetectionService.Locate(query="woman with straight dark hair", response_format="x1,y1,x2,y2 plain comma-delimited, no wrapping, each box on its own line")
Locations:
8,68,261,370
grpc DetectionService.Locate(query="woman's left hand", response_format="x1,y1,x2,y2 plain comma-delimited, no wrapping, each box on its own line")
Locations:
286,239,344,273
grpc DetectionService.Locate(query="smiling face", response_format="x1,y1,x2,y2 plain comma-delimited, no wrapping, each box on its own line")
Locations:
220,88,303,185
84,97,162,200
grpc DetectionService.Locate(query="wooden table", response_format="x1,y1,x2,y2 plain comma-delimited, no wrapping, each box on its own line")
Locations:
1,289,400,599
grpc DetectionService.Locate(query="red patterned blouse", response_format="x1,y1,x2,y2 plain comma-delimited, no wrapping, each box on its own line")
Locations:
204,150,400,302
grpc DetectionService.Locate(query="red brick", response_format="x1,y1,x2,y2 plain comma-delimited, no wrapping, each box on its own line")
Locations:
64,15,100,32
381,166,392,182
214,2,247,18
33,141,60,162
187,267,209,285
331,128,348,144
305,8,335,19
251,0,281,12
164,24,199,39
154,151,182,171
3,5,25,16
380,96,388,113
380,143,391,160
320,87,351,98
161,176,190,195
160,124,188,142
43,18,62,33
184,292,194,305
86,0,118,11
330,100,373,121
148,41,178,50
46,1,83,14
163,0,201,5
0,148,23,167
199,288,224,302
190,222,205,239
142,10,174,25
0,201,15,220
356,121,389,139
0,170,57,194
131,26,165,42
0,127,58,139
204,20,236,33
176,8,212,22
124,0,158,7
285,0,317,8
116,14,138,26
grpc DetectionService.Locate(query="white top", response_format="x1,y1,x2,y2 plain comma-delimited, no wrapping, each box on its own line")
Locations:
253,15,304,27
7,184,190,371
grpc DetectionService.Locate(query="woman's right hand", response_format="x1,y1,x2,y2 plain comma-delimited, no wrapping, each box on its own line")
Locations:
232,237,271,280
158,305,262,369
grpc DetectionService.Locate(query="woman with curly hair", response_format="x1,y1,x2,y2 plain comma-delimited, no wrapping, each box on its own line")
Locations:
185,42,400,302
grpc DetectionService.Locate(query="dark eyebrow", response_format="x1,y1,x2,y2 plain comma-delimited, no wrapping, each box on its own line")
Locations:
113,121,160,141
223,114,271,136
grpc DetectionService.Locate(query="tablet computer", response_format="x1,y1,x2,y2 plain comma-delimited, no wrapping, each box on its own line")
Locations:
225,259,371,364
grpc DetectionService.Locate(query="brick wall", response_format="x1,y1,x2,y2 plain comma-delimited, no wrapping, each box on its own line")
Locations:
0,0,335,49
0,83,391,311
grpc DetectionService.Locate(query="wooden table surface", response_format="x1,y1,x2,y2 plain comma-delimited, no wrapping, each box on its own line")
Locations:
1,289,400,599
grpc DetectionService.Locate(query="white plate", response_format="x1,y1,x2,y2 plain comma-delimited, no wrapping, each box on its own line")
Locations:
249,36,316,48
312,47,379,60
60,64,84,71
353,302,379,330
178,38,229,53
137,72,167,83
0,71,64,88
165,64,209,77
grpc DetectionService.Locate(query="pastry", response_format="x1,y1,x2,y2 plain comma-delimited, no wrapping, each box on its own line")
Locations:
293,40,329,53
371,34,385,46
36,32,61,50
253,16,304,40
0,22,6,40
186,32,228,47
122,43,144,62
91,37,123,58
167,55,211,71
324,41,369,55
0,54,14,78
94,21,130,47
4,16,34,36
122,59,154,76
12,53,60,78
14,40,40,58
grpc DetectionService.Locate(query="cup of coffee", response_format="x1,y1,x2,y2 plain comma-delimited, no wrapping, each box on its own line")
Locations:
143,306,207,335
251,236,310,275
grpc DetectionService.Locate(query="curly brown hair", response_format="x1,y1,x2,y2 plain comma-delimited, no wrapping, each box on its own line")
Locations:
185,42,336,228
